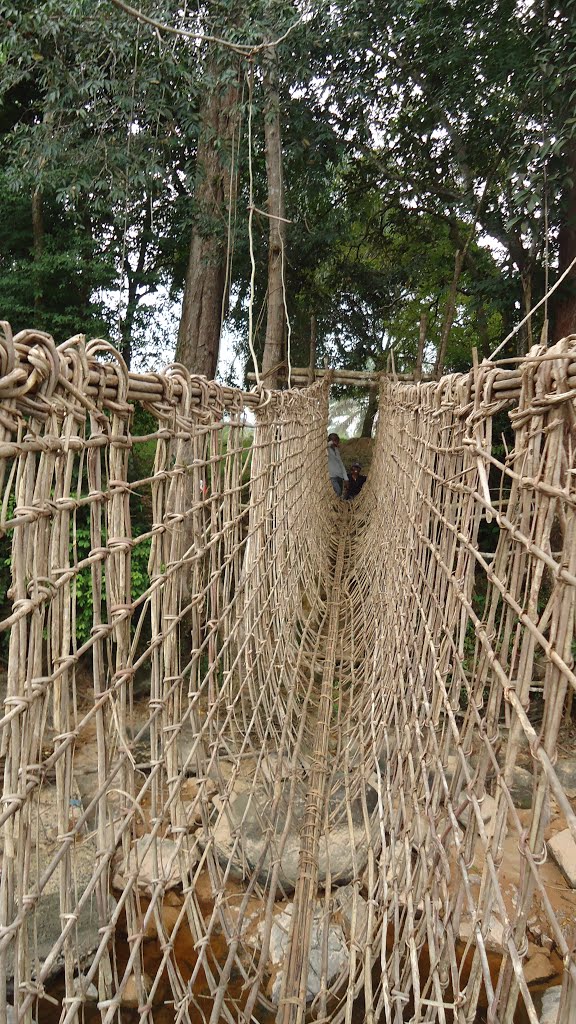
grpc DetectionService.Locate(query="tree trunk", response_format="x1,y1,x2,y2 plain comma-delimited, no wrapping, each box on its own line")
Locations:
261,46,287,389
551,144,576,342
308,313,317,385
434,170,494,376
475,302,491,359
176,68,239,379
415,310,428,381
434,249,465,378
518,271,533,355
119,199,152,369
120,276,138,370
32,188,44,313
361,386,379,437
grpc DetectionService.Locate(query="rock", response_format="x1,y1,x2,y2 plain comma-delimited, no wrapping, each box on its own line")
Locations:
498,727,531,754
218,893,267,958
261,903,348,1005
555,759,576,799
207,755,311,792
540,985,562,1024
548,829,576,888
72,974,99,1000
443,755,459,786
258,753,306,783
120,971,151,1008
332,885,369,943
142,899,183,940
180,777,217,803
524,952,555,985
73,770,102,828
164,888,185,907
201,777,380,892
112,835,197,895
459,914,505,952
381,840,411,884
7,1009,37,1024
4,888,115,989
127,725,152,768
510,768,534,809
457,794,498,829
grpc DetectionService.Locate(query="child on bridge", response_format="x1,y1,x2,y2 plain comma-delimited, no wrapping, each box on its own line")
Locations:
327,433,348,497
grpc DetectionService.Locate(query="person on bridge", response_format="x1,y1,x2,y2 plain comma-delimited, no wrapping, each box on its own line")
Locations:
346,461,366,499
327,433,348,497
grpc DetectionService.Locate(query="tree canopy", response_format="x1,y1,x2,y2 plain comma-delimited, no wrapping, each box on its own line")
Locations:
1,0,573,379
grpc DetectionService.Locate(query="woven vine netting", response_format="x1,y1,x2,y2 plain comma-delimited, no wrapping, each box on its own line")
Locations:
0,323,575,1024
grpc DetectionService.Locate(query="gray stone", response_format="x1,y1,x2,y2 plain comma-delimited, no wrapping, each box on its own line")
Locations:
540,985,562,1024
459,914,505,952
201,777,380,893
119,971,152,1007
548,830,576,889
126,725,152,769
457,794,498,829
498,727,531,754
73,770,101,829
7,1009,37,1024
443,755,459,786
258,753,309,783
4,891,115,991
555,759,576,799
73,974,99,1000
261,903,348,1005
112,835,198,895
332,884,369,944
510,767,534,809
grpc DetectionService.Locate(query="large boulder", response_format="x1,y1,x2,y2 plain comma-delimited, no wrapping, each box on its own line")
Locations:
7,1009,37,1024
332,884,370,944
509,767,534,809
260,902,349,1005
200,775,380,893
539,986,562,1024
4,887,115,993
548,829,576,889
555,758,576,800
112,835,199,895
459,914,505,952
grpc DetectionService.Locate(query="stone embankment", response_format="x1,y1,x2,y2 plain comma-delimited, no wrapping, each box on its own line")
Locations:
26,746,576,1022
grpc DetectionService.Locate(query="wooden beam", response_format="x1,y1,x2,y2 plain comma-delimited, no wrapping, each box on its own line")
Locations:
247,367,436,387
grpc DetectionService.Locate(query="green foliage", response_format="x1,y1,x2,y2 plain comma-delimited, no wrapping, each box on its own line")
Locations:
0,0,574,373
72,519,152,647
0,412,158,656
0,172,115,337
0,0,202,358
299,0,565,359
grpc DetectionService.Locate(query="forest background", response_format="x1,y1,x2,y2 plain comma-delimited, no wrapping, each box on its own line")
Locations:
2,0,576,435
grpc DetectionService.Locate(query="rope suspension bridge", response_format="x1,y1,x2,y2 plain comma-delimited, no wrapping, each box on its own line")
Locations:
0,323,575,1024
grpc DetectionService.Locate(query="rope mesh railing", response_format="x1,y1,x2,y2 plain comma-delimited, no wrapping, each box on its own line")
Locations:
0,323,575,1024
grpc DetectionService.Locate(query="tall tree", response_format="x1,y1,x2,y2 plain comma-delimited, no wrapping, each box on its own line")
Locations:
0,0,201,361
540,0,576,340
175,41,241,378
261,44,287,387
309,0,559,357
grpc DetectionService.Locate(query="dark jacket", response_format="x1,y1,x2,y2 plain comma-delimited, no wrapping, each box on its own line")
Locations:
347,473,366,498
